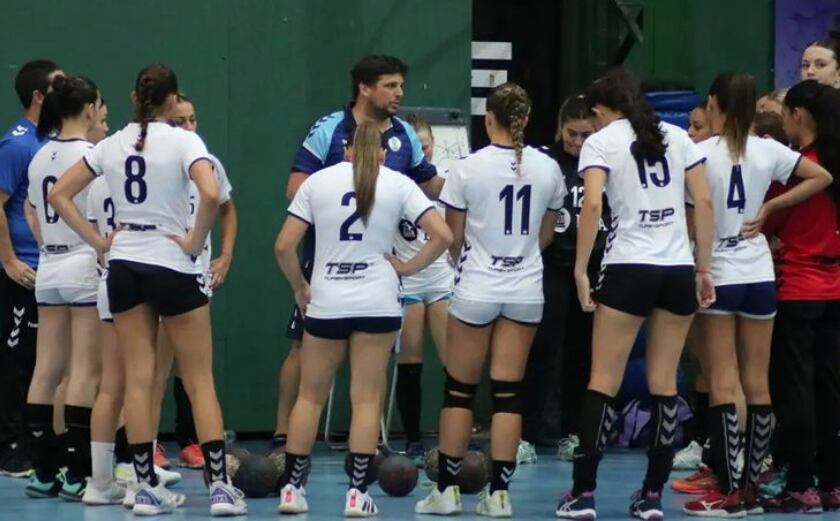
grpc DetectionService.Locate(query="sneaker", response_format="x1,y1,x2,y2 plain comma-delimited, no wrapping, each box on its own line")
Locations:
115,462,182,488
178,443,205,469
0,442,33,478
123,481,138,509
209,480,248,516
741,485,763,515
476,487,513,518
557,435,580,462
671,465,718,494
555,490,596,520
758,464,786,499
406,441,426,468
630,490,664,520
154,444,171,469
516,440,538,465
344,487,378,517
83,479,126,505
820,487,840,511
277,483,309,514
683,490,745,518
415,485,462,515
673,441,704,471
132,481,186,516
58,474,86,502
25,472,62,498
762,488,823,514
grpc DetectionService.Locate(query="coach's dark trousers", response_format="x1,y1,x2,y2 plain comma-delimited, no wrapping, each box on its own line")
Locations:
0,270,38,450
769,300,840,492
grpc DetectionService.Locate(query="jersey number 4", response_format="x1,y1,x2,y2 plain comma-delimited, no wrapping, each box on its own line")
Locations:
727,165,746,214
499,184,531,235
124,155,147,204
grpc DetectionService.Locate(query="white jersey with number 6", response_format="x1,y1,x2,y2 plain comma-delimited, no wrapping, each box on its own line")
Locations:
440,145,566,304
28,138,94,248
579,119,704,267
288,161,434,319
83,122,211,274
699,135,800,285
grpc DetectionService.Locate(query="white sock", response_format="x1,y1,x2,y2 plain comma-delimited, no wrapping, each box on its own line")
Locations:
91,441,115,485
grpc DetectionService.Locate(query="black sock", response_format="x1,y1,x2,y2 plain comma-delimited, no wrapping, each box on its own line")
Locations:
25,403,57,481
709,403,739,493
396,363,423,444
53,431,68,469
693,391,709,443
348,453,374,493
437,451,462,492
643,395,678,494
129,442,158,486
572,390,617,495
742,404,772,489
201,439,227,484
490,460,516,493
115,426,130,463
701,437,713,468
64,405,92,480
173,377,198,449
283,452,310,488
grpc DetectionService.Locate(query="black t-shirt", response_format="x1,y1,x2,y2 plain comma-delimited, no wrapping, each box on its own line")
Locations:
542,143,610,269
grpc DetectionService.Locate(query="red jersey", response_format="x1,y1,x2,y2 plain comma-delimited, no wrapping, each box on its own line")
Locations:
763,145,840,300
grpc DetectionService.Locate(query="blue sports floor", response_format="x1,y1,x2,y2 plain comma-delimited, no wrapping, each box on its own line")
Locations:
0,442,833,520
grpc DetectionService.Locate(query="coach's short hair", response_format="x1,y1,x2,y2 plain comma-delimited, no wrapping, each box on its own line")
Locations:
15,59,61,109
351,55,408,99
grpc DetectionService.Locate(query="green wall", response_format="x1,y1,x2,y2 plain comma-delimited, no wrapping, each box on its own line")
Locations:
0,0,471,432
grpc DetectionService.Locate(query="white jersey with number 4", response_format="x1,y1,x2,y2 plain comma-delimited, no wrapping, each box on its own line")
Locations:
288,161,434,319
440,145,566,304
579,119,704,267
27,139,94,249
83,122,211,274
699,135,800,285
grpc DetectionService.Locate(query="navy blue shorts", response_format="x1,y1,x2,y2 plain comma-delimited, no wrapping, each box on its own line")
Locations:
701,281,776,319
304,316,402,340
284,254,314,342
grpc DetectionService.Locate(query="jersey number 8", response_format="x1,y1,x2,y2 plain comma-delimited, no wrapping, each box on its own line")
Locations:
124,155,147,204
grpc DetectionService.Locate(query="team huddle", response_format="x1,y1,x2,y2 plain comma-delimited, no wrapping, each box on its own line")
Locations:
0,37,840,520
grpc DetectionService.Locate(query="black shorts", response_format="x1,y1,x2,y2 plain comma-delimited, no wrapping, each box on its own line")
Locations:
304,316,402,340
595,264,697,317
284,255,314,342
107,260,208,317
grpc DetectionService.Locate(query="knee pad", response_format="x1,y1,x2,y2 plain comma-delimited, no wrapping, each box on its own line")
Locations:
491,379,523,415
443,371,478,410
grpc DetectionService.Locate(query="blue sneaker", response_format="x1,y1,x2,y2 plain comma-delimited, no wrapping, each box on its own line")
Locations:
555,490,596,520
629,490,664,521
405,442,426,467
58,475,86,502
25,471,62,498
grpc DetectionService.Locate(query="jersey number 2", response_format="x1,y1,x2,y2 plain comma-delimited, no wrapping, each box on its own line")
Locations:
727,165,746,214
41,176,58,224
124,156,147,204
339,191,363,241
499,184,531,235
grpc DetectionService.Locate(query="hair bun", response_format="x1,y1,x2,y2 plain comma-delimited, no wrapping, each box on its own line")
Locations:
51,74,68,92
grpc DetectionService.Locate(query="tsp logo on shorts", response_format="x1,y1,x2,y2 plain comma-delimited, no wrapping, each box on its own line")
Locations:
388,136,401,152
399,219,418,241
555,208,571,233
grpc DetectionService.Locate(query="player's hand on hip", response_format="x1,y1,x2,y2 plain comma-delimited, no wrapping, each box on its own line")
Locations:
740,204,769,238
209,252,231,289
4,258,36,290
574,271,597,312
294,284,311,315
385,253,413,276
169,229,203,256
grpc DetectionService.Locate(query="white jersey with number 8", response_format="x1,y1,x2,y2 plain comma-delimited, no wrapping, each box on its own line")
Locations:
439,145,566,304
83,122,211,274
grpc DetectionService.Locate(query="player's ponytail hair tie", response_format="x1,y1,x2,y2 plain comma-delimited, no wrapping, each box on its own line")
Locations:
486,82,532,175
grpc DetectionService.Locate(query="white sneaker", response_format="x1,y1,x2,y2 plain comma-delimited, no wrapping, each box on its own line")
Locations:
673,440,703,471
516,440,538,465
132,481,186,516
415,485,462,515
209,480,247,516
82,479,126,505
277,483,309,514
115,463,182,488
476,488,513,518
123,481,138,509
557,435,579,461
344,487,378,517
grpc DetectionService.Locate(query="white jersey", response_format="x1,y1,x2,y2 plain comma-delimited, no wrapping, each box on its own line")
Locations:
83,122,211,274
440,145,566,304
579,119,704,266
699,135,800,285
187,153,233,272
27,139,94,249
288,161,434,319
395,167,453,294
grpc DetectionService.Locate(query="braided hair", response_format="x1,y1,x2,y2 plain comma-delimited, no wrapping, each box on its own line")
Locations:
132,64,178,151
486,83,531,174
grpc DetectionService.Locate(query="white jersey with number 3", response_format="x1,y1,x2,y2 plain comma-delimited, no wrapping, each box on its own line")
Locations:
579,119,704,267
699,135,800,285
440,145,566,304
83,122,211,274
27,139,94,248
288,162,434,319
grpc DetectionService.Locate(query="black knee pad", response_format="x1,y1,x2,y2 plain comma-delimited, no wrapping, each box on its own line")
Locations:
443,370,478,410
491,379,523,415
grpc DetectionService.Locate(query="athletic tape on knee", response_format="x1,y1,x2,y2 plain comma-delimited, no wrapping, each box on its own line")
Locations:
491,379,523,415
443,370,477,410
